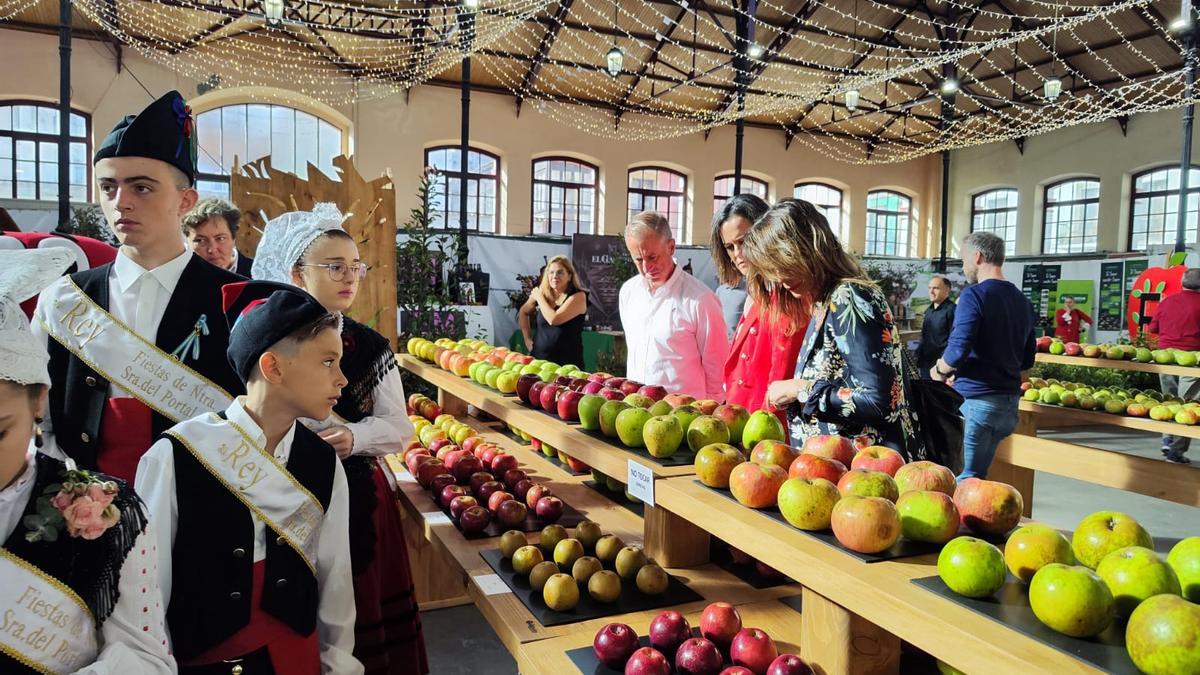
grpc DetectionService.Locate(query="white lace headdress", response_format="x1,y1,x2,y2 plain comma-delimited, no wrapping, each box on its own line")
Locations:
250,202,348,284
0,248,76,386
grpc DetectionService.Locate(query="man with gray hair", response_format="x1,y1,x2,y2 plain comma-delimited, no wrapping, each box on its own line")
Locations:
619,211,728,401
182,197,253,275
1148,267,1200,463
931,231,1036,479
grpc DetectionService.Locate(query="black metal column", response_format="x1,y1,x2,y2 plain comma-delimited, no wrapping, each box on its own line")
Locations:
1177,30,1197,252
939,149,951,272
732,0,754,196
58,0,72,229
457,7,475,269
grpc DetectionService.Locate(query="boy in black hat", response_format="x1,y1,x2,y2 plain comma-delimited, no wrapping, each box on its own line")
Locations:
33,91,245,484
135,280,361,674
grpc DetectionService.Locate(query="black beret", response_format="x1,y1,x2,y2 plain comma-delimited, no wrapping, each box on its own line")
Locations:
221,280,333,384
93,90,197,185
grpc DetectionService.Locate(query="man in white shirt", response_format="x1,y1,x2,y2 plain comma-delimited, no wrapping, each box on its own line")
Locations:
619,211,729,401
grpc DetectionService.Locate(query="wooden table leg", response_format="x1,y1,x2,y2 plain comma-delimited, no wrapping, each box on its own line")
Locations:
644,504,711,568
800,587,900,675
397,502,471,609
438,388,469,417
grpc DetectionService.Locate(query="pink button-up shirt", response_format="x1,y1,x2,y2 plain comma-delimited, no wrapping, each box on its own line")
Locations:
619,265,729,400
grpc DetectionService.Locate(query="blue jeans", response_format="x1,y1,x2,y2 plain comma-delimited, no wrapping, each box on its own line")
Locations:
958,394,1020,480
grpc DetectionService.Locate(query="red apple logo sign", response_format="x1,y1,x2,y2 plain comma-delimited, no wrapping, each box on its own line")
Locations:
1128,252,1188,339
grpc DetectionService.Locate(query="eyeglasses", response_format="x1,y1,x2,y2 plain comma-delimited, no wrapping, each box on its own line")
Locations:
298,262,370,281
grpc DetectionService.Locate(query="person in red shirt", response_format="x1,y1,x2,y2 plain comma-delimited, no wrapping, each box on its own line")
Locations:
1148,268,1200,464
1054,296,1092,342
711,194,807,420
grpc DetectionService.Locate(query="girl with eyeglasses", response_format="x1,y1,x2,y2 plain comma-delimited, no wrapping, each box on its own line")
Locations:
252,203,427,675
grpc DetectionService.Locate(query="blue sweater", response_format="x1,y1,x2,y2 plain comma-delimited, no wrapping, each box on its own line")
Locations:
942,278,1036,399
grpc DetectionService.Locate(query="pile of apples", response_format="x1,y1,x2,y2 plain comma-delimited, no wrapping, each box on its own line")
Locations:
405,393,442,423
403,429,566,535
593,603,810,675
1023,377,1200,425
500,523,669,612
937,511,1200,675
1037,335,1200,367
694,434,1025,555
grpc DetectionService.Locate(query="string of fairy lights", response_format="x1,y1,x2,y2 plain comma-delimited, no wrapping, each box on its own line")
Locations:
2,0,1196,163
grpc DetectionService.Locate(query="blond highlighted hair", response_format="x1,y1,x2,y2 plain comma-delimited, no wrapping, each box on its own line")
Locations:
538,255,587,301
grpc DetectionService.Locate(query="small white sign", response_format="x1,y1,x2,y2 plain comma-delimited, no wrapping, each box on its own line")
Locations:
473,574,512,596
396,471,417,484
626,459,655,506
422,511,452,526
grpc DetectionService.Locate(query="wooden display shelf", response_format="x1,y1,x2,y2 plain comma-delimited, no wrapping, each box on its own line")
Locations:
1035,351,1200,377
651,477,1107,675
1019,399,1200,439
515,598,804,675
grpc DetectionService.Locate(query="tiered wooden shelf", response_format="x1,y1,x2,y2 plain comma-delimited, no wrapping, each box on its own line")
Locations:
1035,351,1200,377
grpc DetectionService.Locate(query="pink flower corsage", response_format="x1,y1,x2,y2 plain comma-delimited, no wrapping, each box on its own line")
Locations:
25,461,121,543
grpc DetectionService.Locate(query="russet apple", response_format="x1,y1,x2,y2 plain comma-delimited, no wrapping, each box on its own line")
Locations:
1004,524,1075,583
694,443,745,488
953,478,1024,538
788,452,847,484
1071,511,1154,569
750,440,800,473
837,468,899,502
894,461,956,496
730,628,778,675
1167,536,1200,602
831,496,901,554
729,462,788,509
777,477,841,531
1125,594,1200,674
850,445,906,476
800,434,856,466
1096,546,1181,618
688,415,731,453
1029,563,1115,637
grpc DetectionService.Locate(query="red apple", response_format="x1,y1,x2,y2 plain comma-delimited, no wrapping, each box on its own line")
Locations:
788,453,847,484
491,453,520,477
428,437,454,455
648,610,692,661
599,387,626,401
429,471,455,495
954,478,1023,537
569,376,590,391
893,461,956,496
525,484,553,509
730,628,778,675
593,623,640,669
461,436,484,455
516,374,541,404
755,561,784,579
638,384,669,401
588,372,612,383
479,446,500,467
558,390,585,421
468,471,495,494
766,654,813,675
528,381,549,409
729,462,788,509
502,469,528,490
451,455,484,484
700,602,743,650
850,446,906,476
603,376,628,390
476,480,505,504
554,375,574,387
487,490,514,513
620,380,644,395
749,440,799,473
582,380,606,395
535,496,564,523
540,384,564,413
1035,335,1053,352
442,449,468,471
565,455,590,473
439,484,467,507
416,459,447,487
675,638,723,675
496,499,528,526
626,647,671,675
449,495,477,520
720,668,755,675
406,452,435,476
513,478,536,501
473,442,499,460
458,505,491,533
1064,342,1082,356
800,434,856,467
664,393,697,407
830,495,901,554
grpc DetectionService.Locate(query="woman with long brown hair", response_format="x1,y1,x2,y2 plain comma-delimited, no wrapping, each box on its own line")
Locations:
518,255,589,368
743,199,914,455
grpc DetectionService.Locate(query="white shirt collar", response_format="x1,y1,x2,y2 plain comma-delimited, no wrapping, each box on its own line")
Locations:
640,260,682,297
226,248,240,273
0,448,38,540
226,396,298,461
113,248,193,294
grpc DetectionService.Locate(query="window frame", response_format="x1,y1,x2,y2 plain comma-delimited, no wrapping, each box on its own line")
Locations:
530,156,599,237
0,100,91,202
1127,165,1200,251
794,181,846,240
423,145,501,234
1041,177,1100,255
627,166,689,241
970,188,1019,256
865,189,913,257
713,174,768,214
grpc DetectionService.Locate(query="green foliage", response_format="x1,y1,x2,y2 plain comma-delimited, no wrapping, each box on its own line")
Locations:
61,205,117,245
595,341,627,377
1030,362,1160,391
608,246,637,286
505,273,540,312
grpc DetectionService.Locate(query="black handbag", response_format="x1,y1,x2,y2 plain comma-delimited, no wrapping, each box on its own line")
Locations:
900,348,965,475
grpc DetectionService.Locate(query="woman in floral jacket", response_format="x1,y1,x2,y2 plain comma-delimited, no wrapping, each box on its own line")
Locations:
742,199,915,456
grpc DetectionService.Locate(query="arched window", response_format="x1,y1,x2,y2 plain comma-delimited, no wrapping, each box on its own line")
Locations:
1042,178,1099,254
628,167,687,241
0,101,90,201
713,175,768,213
532,157,598,236
795,182,845,241
971,188,1019,255
1129,166,1200,250
865,190,912,256
195,103,344,200
424,146,500,233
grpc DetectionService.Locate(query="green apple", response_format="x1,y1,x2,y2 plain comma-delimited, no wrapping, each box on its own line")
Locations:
615,407,652,448
647,399,673,417
777,477,840,531
577,394,607,431
1175,350,1199,367
623,393,655,409
686,415,730,453
1072,511,1153,569
1126,594,1200,674
598,400,631,438
1029,564,1115,637
938,536,1006,598
897,490,960,544
643,415,684,458
1005,524,1075,584
671,405,703,437
1168,537,1200,602
741,410,786,449
1096,546,1181,618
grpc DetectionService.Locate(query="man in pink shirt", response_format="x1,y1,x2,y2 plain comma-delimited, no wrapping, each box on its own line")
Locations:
619,211,729,401
1148,267,1200,464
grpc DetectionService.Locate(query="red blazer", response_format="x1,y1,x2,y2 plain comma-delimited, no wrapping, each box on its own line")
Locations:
1054,308,1091,343
723,298,807,418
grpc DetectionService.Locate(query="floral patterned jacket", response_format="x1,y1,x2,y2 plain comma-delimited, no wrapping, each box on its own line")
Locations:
786,281,915,456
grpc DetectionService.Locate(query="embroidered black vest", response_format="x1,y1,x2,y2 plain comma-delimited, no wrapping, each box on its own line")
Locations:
0,454,148,674
45,256,246,470
163,420,336,661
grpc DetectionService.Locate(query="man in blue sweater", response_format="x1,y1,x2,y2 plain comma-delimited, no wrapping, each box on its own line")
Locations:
931,231,1036,479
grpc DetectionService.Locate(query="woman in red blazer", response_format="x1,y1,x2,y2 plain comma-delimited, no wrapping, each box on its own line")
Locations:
711,195,807,418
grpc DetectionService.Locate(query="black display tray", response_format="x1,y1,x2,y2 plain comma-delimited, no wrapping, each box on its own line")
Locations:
423,484,584,539
693,481,945,563
582,480,646,518
479,548,702,627
538,451,591,476
909,536,1182,675
708,540,794,589
564,597,803,673
577,428,696,467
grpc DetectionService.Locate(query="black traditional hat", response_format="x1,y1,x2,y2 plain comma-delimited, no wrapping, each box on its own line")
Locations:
221,280,333,384
93,90,198,185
